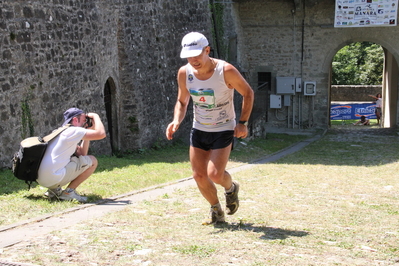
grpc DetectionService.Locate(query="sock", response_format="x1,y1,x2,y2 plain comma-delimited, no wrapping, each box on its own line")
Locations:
65,188,74,193
211,202,222,211
225,183,235,193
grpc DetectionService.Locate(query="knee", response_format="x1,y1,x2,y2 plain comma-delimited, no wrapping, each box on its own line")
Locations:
193,171,207,181
89,155,98,168
208,170,226,184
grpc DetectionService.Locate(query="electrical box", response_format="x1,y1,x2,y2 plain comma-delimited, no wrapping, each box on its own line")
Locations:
276,77,295,95
270,94,282,108
304,81,316,96
295,78,302,92
283,95,291,106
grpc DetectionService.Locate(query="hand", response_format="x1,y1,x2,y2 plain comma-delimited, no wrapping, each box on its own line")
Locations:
85,113,97,129
86,112,98,119
234,123,248,139
166,122,180,140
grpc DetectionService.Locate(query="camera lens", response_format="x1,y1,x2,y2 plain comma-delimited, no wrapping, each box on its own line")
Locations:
86,117,93,127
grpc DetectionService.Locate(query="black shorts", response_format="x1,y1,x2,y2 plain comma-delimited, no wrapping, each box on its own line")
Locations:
190,128,234,151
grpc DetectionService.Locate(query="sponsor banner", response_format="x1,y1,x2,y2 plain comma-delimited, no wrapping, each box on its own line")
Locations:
334,0,398,28
330,102,377,120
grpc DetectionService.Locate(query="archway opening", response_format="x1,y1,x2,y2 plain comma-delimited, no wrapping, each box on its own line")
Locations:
330,42,384,128
104,77,119,153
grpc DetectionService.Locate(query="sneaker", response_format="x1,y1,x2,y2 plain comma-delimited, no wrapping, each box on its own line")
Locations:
44,187,63,200
202,206,225,225
225,181,240,215
59,188,88,203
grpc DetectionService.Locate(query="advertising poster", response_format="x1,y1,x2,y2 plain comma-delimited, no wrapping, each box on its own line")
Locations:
330,102,377,120
334,0,398,28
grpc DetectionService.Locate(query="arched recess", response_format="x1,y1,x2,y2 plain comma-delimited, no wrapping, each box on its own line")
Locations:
104,77,119,153
327,42,399,128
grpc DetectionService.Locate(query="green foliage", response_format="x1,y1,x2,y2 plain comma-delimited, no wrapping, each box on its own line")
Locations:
128,116,139,133
332,42,383,85
21,97,34,138
209,2,227,59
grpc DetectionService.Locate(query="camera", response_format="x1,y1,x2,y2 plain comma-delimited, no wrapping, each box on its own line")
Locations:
85,116,93,128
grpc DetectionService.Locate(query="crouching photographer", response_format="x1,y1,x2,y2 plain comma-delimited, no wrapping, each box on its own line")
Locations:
37,108,106,203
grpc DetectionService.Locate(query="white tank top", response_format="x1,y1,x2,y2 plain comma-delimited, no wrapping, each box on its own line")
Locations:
376,98,382,108
186,60,236,132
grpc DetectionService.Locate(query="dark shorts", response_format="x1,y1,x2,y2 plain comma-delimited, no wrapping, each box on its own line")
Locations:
190,128,234,151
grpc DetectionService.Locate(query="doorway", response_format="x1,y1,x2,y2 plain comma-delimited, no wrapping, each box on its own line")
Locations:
329,42,399,128
104,77,119,153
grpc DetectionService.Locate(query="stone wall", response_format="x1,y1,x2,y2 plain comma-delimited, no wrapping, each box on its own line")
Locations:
331,85,382,102
2,0,399,168
0,0,212,168
221,0,399,130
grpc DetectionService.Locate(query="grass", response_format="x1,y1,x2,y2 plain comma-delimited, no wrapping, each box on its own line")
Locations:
0,133,308,228
2,130,399,265
330,118,378,126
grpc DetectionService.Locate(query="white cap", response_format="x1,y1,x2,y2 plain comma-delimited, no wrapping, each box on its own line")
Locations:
180,32,209,58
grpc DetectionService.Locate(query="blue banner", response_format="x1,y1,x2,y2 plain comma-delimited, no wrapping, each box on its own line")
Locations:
330,102,377,120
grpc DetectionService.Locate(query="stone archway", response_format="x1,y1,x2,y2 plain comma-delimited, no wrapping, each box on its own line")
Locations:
328,43,399,129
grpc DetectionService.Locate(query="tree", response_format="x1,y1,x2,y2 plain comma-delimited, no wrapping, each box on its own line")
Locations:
332,42,383,85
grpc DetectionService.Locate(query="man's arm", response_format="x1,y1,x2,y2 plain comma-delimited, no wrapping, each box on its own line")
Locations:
166,66,191,140
224,62,254,139
82,113,106,141
75,140,90,156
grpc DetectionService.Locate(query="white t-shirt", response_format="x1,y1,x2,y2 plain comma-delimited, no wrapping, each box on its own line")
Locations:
376,97,382,108
186,59,235,132
37,127,86,187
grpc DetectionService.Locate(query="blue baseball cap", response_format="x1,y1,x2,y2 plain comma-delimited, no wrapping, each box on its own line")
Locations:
62,108,84,126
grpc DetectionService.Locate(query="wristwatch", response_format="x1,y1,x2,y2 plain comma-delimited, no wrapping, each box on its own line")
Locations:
239,120,248,126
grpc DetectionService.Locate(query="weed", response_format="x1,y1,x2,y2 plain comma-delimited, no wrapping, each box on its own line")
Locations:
172,245,216,258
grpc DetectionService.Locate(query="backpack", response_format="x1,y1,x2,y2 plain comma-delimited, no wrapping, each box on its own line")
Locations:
11,125,70,188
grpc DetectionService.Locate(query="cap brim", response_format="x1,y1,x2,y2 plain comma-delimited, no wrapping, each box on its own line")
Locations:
180,49,203,59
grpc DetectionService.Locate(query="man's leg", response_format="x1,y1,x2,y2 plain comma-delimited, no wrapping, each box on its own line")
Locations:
190,146,218,205
207,144,233,190
190,144,232,204
191,144,235,224
190,146,224,224
59,155,97,203
208,144,240,215
67,155,98,189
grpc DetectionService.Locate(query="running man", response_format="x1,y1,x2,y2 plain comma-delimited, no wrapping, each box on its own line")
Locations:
166,32,254,224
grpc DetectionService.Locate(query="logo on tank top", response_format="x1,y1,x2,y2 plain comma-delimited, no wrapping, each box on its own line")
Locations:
217,110,228,121
188,74,194,83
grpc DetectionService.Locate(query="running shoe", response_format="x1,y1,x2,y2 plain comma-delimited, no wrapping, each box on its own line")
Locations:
225,181,240,215
44,187,63,200
59,188,88,203
202,206,225,225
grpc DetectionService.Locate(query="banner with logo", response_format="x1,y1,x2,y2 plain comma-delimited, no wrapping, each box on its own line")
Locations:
334,0,398,28
330,102,377,120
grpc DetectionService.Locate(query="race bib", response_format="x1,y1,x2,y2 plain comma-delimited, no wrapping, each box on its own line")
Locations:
189,88,216,109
